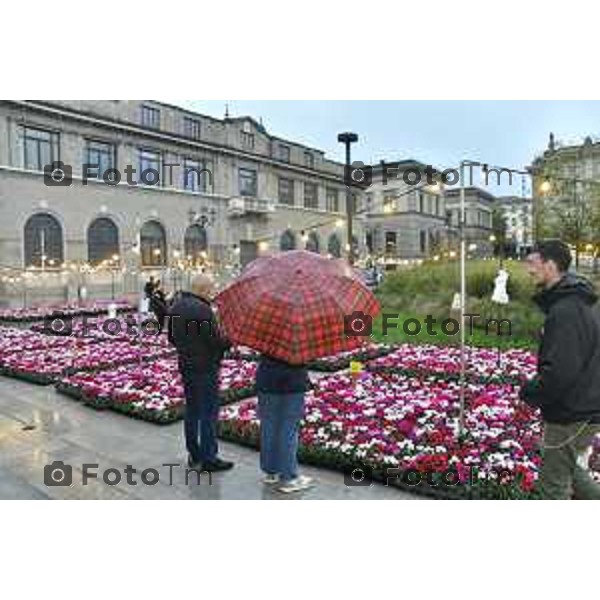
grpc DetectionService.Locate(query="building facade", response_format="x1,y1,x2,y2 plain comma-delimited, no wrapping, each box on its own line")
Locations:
444,186,495,256
0,100,356,302
496,195,533,256
531,133,600,246
361,160,448,262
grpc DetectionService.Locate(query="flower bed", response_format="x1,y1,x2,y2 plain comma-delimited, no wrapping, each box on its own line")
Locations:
56,358,258,423
0,300,135,323
0,327,75,355
227,346,260,361
367,344,538,384
228,342,395,372
307,342,395,371
0,339,174,385
219,370,545,499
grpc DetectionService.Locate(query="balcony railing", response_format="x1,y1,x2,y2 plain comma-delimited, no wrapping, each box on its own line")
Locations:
228,197,275,216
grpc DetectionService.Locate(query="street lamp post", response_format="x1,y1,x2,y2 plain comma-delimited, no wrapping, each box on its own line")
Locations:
337,132,359,265
111,254,119,300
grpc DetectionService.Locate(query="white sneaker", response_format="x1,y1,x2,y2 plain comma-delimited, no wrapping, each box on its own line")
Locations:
262,474,280,485
277,475,315,494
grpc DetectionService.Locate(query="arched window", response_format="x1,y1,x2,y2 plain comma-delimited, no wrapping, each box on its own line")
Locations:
280,229,296,251
184,224,208,260
88,217,119,265
140,220,166,266
328,233,341,258
24,213,63,268
306,231,320,253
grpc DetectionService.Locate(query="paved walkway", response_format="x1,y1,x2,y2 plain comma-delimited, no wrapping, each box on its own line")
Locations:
0,377,418,500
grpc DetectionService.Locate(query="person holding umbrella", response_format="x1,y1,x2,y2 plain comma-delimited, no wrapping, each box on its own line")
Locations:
255,355,313,493
216,250,380,494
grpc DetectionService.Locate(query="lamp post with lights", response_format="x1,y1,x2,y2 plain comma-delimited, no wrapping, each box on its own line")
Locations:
337,132,359,265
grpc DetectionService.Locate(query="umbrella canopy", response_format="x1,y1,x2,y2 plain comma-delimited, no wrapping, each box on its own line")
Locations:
215,250,380,364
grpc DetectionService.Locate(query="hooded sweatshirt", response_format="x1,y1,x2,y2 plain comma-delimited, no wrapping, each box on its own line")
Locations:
520,273,600,424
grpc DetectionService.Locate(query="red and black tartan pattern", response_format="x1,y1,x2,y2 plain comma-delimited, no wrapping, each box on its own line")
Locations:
215,251,380,365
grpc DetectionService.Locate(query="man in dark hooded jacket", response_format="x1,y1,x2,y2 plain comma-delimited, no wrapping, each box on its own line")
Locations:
521,240,600,499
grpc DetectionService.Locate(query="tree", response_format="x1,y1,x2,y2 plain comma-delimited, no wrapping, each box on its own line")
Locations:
491,206,508,258
532,142,600,269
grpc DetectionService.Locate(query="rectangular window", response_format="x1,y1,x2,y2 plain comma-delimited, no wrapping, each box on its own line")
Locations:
278,144,291,163
420,230,427,253
241,131,255,150
141,105,160,129
366,230,374,253
85,140,116,180
304,151,314,169
383,194,396,213
184,117,201,140
435,196,440,216
427,195,433,214
22,127,59,171
239,168,257,197
278,177,295,205
418,191,424,213
183,158,209,192
304,182,318,209
139,149,162,185
385,231,397,255
326,188,339,212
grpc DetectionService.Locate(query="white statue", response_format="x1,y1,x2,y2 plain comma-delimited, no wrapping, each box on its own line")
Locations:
107,302,118,320
491,268,509,305
451,292,461,311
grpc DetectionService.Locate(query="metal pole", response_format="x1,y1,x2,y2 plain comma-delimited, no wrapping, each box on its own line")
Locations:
459,161,467,438
40,229,46,272
345,142,354,265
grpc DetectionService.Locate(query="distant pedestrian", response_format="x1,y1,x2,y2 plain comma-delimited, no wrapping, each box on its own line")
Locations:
144,276,157,299
521,240,600,499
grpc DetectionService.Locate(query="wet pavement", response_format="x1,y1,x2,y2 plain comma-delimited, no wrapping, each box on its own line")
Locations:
0,377,417,500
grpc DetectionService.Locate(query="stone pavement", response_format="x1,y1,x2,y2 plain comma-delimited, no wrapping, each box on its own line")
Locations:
0,377,418,500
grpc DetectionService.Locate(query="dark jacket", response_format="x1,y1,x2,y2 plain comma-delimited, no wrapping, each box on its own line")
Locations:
149,290,168,326
256,355,310,394
144,280,156,299
168,291,230,369
520,274,600,424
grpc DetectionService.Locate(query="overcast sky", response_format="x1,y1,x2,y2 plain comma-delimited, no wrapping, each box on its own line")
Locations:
173,100,600,196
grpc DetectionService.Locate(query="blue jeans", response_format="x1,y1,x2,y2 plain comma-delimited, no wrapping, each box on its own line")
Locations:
179,361,220,463
257,392,305,482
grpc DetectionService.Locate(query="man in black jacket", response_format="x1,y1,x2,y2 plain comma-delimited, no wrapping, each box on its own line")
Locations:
521,240,600,499
169,274,233,472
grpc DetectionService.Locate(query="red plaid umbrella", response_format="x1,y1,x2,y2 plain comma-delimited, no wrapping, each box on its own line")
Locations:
215,250,380,364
